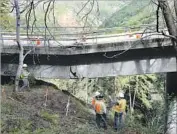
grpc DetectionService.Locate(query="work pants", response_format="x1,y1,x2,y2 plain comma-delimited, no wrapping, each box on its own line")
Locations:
96,113,107,130
114,112,123,131
20,78,29,91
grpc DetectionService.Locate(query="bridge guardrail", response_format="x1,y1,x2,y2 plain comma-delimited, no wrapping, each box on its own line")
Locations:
0,29,168,40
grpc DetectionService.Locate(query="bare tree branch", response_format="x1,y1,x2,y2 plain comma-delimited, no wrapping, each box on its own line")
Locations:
174,0,177,21
77,0,91,16
156,3,160,32
43,0,62,46
81,0,95,22
23,49,34,60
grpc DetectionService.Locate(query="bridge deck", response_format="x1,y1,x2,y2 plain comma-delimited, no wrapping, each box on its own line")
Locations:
1,33,172,55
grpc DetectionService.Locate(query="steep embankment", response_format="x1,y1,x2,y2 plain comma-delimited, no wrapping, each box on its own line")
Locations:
1,84,121,134
1,84,96,134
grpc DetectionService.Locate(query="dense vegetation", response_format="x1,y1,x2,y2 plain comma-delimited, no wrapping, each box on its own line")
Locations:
0,0,15,31
101,0,156,28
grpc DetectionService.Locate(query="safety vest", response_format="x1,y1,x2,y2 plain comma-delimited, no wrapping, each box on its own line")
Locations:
112,99,126,113
20,69,30,79
94,100,105,114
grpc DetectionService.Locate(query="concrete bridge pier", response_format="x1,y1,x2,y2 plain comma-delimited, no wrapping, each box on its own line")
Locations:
166,72,177,134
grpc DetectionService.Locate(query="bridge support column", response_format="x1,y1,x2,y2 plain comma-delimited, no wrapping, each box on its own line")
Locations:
166,72,177,134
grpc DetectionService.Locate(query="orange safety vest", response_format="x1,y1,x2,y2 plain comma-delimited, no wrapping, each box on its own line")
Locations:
94,100,105,114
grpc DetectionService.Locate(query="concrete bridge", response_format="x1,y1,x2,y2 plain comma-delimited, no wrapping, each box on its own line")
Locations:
1,31,177,79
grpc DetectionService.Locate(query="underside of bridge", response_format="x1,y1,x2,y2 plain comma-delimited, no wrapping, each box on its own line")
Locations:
1,46,177,78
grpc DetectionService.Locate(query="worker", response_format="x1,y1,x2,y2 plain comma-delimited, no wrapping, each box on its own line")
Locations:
112,92,127,131
94,94,107,130
92,91,100,108
20,64,30,91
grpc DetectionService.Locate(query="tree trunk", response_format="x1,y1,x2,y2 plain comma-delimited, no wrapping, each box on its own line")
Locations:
164,75,168,134
132,76,138,109
174,0,177,21
129,85,132,114
14,0,24,92
174,0,177,35
128,76,133,114
158,0,177,45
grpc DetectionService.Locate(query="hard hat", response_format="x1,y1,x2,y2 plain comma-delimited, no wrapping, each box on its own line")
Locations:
94,91,100,97
118,92,124,98
99,94,104,98
23,64,27,68
96,94,104,100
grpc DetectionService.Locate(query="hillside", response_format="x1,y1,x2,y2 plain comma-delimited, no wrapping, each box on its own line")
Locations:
100,0,156,28
19,1,130,28
2,0,159,33
1,84,120,134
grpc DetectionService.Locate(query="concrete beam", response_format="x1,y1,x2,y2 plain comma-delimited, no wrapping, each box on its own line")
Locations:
1,57,176,78
1,38,172,55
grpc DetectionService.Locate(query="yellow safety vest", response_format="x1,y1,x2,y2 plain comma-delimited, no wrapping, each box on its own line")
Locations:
112,99,126,113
